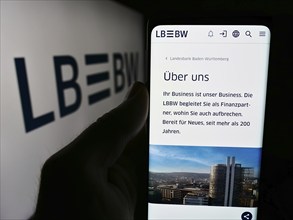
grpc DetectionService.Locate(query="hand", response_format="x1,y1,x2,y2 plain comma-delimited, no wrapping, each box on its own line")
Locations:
31,82,149,220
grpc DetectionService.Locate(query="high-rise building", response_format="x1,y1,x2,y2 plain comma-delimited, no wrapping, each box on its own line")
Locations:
209,164,227,205
209,156,243,206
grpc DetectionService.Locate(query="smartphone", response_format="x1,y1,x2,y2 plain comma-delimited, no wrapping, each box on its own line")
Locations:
147,18,271,220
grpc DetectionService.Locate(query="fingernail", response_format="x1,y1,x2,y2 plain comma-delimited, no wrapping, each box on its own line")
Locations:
124,82,144,100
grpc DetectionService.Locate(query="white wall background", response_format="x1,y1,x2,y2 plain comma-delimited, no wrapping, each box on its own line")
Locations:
0,1,144,219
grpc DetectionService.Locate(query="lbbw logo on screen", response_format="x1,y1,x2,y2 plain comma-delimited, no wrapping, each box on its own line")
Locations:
156,30,188,38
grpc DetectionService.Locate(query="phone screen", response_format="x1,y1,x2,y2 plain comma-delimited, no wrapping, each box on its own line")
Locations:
148,25,270,220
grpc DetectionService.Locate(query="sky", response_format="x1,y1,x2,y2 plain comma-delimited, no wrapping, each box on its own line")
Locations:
149,145,261,176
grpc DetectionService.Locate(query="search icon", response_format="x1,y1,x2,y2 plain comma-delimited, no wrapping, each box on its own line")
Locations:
245,30,252,37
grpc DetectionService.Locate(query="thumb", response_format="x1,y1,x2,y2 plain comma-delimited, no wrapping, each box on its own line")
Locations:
71,81,149,167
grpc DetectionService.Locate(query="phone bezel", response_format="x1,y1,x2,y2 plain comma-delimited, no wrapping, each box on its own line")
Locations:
146,15,272,220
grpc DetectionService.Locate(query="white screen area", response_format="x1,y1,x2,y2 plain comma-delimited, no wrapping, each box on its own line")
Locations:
149,25,270,220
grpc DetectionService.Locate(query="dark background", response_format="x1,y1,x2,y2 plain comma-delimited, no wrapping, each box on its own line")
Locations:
115,1,293,219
